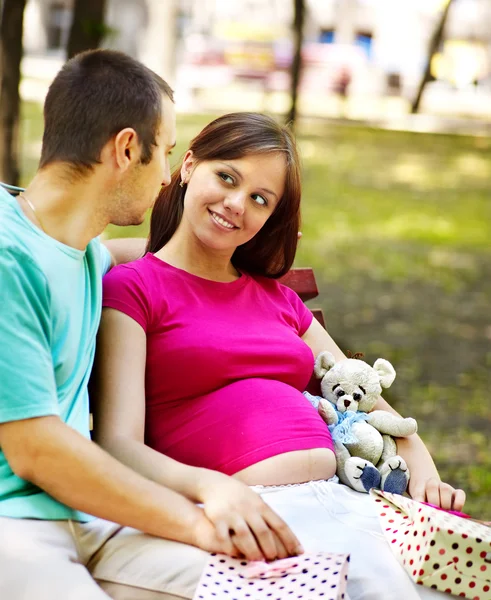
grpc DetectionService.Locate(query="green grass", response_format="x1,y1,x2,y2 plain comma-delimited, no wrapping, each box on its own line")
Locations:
20,103,491,518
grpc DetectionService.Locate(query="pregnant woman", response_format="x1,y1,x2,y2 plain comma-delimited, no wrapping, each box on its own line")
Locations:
94,112,464,600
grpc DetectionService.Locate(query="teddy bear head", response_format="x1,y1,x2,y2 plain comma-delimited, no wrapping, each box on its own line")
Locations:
314,351,396,414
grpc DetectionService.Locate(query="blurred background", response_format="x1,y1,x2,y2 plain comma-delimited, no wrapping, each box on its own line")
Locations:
1,0,490,517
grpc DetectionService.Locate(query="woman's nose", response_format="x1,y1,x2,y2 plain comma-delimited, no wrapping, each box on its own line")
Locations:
224,192,246,215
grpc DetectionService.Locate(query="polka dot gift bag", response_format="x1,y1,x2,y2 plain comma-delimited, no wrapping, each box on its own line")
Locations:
193,551,350,600
370,489,491,599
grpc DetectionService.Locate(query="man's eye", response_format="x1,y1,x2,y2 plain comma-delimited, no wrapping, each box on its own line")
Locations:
252,194,267,206
218,172,234,184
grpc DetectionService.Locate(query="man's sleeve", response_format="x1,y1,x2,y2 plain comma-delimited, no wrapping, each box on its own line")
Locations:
0,248,59,423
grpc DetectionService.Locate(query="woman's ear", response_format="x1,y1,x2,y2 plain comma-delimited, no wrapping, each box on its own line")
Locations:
180,150,195,184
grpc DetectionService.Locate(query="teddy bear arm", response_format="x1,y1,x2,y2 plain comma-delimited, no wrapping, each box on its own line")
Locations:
318,399,338,426
366,410,417,437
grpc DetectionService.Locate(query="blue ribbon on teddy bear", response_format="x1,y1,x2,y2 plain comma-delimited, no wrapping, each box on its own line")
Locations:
303,391,369,444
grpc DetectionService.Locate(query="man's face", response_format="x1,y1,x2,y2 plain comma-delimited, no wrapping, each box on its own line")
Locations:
111,95,176,227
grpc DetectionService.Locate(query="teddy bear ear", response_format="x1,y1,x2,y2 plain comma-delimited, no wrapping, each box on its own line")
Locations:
373,359,396,388
314,351,336,379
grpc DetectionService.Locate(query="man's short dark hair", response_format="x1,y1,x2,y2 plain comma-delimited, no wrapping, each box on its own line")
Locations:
39,49,174,174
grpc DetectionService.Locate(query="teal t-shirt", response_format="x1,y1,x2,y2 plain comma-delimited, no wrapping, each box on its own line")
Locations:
0,187,111,521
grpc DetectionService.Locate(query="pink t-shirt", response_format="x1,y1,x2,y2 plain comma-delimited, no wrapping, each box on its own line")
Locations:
102,254,334,475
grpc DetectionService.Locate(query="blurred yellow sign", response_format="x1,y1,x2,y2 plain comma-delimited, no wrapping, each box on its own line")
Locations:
224,45,275,70
214,21,286,42
431,40,489,87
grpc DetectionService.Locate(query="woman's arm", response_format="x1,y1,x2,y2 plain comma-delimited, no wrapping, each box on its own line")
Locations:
92,308,303,561
301,317,466,510
92,308,204,500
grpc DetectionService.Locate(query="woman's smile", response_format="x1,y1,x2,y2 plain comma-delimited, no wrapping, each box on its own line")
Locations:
208,209,239,232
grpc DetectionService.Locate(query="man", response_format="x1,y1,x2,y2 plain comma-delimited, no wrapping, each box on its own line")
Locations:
0,50,300,600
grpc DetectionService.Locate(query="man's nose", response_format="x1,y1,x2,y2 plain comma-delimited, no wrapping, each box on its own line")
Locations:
161,171,171,188
161,160,171,187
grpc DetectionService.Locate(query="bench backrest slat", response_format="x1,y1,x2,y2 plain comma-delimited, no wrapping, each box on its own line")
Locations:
279,268,325,329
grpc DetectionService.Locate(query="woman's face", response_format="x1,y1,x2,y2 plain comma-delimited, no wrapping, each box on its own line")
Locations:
179,151,287,252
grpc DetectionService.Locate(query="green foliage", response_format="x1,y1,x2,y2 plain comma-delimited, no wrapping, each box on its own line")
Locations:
19,105,491,517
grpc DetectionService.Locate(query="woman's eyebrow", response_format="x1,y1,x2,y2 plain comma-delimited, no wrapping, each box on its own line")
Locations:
258,187,278,200
218,162,278,200
219,162,242,179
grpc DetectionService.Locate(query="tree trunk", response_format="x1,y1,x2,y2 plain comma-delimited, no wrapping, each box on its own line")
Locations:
410,0,454,114
286,0,305,127
0,0,27,186
67,0,108,59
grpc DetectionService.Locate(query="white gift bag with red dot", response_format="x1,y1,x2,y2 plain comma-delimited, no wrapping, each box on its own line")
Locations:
370,489,491,599
193,551,350,600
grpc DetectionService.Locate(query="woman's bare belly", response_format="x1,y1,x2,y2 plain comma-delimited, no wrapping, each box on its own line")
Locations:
233,448,337,486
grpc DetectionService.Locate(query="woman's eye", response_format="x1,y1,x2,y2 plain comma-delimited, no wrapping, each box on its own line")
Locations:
252,194,267,206
218,172,234,184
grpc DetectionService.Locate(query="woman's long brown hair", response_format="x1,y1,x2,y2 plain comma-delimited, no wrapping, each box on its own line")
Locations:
146,112,301,278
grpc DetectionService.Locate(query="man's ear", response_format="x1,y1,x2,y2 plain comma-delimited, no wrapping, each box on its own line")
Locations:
180,150,196,184
112,128,140,172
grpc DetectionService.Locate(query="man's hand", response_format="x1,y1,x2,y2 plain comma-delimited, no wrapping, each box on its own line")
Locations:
195,471,303,561
410,476,466,511
190,509,239,555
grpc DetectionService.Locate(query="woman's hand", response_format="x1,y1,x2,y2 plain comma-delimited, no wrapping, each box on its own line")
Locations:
195,470,303,561
409,476,466,511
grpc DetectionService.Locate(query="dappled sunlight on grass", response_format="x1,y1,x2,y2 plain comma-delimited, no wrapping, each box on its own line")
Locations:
453,152,490,180
390,157,433,190
381,214,455,240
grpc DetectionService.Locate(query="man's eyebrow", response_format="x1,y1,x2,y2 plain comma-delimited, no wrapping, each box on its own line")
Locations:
218,162,278,200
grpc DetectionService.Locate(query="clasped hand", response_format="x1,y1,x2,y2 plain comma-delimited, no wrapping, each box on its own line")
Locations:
194,470,303,561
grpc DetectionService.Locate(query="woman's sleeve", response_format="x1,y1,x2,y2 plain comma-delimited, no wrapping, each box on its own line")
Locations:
280,284,314,337
102,264,150,332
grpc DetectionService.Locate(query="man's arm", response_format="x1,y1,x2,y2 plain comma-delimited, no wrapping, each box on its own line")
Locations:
102,237,146,268
0,247,221,553
0,416,222,551
103,235,304,268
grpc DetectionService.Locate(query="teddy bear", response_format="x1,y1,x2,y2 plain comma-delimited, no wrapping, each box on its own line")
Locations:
305,351,418,495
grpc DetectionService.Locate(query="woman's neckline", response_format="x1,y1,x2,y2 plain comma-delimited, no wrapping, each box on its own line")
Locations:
145,253,249,287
